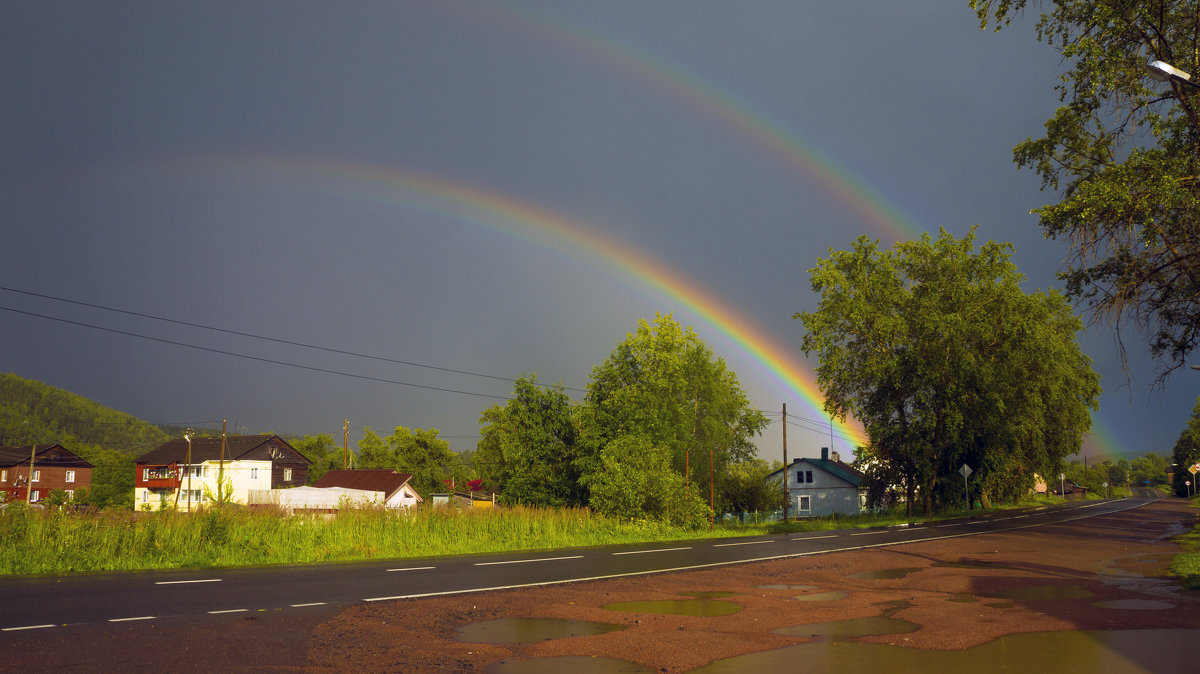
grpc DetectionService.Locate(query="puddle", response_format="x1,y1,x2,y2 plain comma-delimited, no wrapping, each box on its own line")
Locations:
774,616,919,639
486,656,656,673
1093,599,1175,610
932,560,1016,571
601,599,741,617
756,584,817,591
456,618,625,644
874,599,913,615
946,593,977,603
793,590,847,602
849,567,923,580
987,585,1093,601
690,628,1200,674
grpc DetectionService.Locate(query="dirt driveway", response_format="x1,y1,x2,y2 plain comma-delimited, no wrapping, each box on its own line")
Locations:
5,500,1197,672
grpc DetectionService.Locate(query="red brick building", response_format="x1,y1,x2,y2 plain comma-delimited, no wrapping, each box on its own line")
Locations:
0,444,93,503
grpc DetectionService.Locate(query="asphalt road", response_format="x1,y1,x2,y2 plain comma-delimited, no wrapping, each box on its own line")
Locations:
0,497,1159,633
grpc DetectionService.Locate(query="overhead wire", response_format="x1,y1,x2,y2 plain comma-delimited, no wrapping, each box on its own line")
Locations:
0,285,586,393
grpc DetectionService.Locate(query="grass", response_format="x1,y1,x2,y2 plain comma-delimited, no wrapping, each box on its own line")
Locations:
1169,497,1200,590
0,494,1117,576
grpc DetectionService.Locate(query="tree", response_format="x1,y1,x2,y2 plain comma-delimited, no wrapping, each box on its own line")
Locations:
576,314,768,525
292,433,344,485
476,375,583,507
797,229,1100,515
718,459,786,517
1171,396,1200,497
357,426,467,498
973,1,1200,382
1130,452,1169,488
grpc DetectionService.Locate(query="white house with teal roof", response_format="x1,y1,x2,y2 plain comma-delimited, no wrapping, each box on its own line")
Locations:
768,447,866,517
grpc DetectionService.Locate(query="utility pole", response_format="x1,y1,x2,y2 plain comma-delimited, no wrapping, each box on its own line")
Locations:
343,420,349,470
782,403,788,523
219,419,227,504
26,444,36,504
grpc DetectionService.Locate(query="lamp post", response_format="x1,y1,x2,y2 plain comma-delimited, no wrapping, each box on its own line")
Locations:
1147,60,1200,91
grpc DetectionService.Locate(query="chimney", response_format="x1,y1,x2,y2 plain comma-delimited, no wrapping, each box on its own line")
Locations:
821,447,828,461
831,450,841,463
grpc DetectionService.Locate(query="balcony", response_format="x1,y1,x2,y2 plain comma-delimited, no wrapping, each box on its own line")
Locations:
140,467,180,489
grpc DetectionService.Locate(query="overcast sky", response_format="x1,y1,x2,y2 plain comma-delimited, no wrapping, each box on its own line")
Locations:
1,1,1190,464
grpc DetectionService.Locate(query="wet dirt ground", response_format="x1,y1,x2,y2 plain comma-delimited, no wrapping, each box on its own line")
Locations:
5,500,1197,672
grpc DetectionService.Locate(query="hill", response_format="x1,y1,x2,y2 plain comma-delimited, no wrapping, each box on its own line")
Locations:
0,373,170,507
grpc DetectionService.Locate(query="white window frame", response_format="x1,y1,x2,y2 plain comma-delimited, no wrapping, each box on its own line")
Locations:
1,469,6,483
32,490,40,501
65,490,73,499
142,490,149,503
283,467,292,482
143,468,149,481
250,467,259,480
65,470,75,483
798,495,811,512
32,470,40,482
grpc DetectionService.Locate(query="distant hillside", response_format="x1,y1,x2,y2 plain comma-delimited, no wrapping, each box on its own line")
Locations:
0,374,170,507
0,373,168,453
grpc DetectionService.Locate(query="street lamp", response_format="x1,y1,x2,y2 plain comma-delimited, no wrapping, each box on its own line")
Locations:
1147,60,1200,91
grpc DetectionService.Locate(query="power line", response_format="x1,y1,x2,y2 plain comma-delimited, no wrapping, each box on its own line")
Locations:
1,305,512,401
0,285,585,393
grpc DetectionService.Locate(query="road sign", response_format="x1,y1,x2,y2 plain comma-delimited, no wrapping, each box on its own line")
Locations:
1190,464,1199,475
959,464,972,479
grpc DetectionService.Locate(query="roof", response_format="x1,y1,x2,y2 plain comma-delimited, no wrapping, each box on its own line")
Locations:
0,444,93,468
768,457,865,488
314,469,419,500
137,434,310,465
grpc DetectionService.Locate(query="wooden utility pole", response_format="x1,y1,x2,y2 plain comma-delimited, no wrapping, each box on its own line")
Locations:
219,419,227,503
26,444,36,504
782,403,788,522
343,420,350,470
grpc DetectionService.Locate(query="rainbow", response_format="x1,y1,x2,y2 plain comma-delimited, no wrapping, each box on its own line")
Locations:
168,155,868,446
461,0,924,243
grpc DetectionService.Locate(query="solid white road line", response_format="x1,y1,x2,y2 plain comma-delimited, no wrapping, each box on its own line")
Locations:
208,609,247,614
109,616,156,622
714,540,773,547
155,578,221,585
474,555,583,566
2,624,55,631
613,547,693,556
386,566,436,572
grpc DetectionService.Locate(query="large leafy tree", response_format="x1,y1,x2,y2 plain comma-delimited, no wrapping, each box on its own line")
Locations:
1130,451,1169,487
797,229,1100,515
475,375,583,507
1171,396,1200,497
974,0,1200,381
576,314,768,525
357,426,467,498
292,433,345,485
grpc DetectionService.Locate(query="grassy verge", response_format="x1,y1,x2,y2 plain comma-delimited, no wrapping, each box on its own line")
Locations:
1169,498,1200,590
0,497,1069,576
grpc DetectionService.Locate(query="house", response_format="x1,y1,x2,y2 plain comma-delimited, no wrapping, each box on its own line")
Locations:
768,447,865,517
134,434,310,511
314,469,423,509
0,444,93,503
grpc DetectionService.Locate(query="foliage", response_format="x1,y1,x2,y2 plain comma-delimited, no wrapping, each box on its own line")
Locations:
797,229,1100,515
718,459,786,515
476,375,584,507
575,314,768,527
973,0,1200,381
0,373,166,509
357,426,468,498
291,433,345,484
1130,452,1170,488
1171,397,1200,497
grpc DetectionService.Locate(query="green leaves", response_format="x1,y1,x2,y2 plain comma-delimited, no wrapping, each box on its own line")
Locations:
975,0,1200,381
798,229,1099,514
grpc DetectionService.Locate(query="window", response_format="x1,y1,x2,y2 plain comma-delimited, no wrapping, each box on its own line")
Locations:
1,469,6,483
203,465,209,477
65,490,73,499
283,467,292,482
190,466,202,478
142,468,149,481
798,495,811,512
795,469,813,484
250,467,259,480
32,470,40,482
142,491,148,503
192,489,203,502
65,470,75,483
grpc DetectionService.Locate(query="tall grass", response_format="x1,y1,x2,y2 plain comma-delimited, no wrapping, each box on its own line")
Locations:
0,503,731,575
